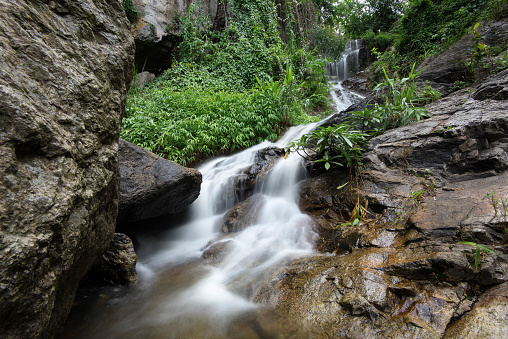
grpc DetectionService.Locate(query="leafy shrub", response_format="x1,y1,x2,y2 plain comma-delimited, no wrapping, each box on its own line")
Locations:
288,65,434,170
287,124,368,170
122,0,139,24
122,84,292,166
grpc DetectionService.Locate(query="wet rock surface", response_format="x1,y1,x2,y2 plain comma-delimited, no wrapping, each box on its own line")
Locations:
251,67,508,337
443,281,508,338
0,1,134,337
83,233,137,286
214,146,284,212
117,138,202,226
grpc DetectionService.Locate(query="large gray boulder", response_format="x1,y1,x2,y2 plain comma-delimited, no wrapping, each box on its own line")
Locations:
0,1,134,338
83,233,138,286
131,0,218,74
117,138,202,225
418,19,508,89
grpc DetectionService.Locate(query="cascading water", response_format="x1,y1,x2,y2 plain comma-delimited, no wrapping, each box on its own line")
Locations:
325,39,361,82
61,122,324,338
326,40,364,113
60,43,364,339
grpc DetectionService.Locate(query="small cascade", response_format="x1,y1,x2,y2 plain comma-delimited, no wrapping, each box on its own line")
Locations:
60,47,365,338
325,39,361,83
62,121,325,338
330,81,364,112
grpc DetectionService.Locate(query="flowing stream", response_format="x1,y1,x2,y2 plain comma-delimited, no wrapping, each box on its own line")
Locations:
61,46,362,339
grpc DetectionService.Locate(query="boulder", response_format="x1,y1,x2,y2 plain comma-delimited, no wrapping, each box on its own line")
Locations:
117,138,202,225
220,194,266,233
444,282,508,338
82,233,137,286
0,1,134,338
418,19,508,90
131,0,218,74
213,146,284,213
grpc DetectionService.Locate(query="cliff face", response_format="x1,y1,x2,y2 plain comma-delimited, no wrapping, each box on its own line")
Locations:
131,0,218,74
0,1,134,337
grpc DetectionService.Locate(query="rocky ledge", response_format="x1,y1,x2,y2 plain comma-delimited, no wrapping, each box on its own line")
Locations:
252,62,508,338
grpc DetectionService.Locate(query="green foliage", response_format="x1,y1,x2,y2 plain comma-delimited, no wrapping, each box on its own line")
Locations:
463,23,492,79
122,83,290,166
304,26,347,60
335,0,405,37
288,65,434,171
370,64,431,132
122,1,332,165
122,0,139,24
287,124,368,170
394,0,491,73
495,51,508,73
362,30,396,56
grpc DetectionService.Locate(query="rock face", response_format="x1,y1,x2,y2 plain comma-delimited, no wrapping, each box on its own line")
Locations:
0,1,134,338
418,19,508,91
117,138,202,225
444,281,508,338
131,0,218,74
252,65,508,338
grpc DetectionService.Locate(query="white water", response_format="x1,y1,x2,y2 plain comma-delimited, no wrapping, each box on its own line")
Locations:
325,39,361,82
62,52,363,339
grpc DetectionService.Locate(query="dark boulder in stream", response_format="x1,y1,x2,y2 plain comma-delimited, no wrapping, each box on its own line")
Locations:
0,1,134,337
117,138,202,225
82,233,137,286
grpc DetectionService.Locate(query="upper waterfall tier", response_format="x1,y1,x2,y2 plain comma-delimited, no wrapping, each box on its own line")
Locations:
325,39,362,82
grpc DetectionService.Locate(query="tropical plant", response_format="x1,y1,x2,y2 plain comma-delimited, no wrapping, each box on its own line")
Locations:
372,64,430,132
287,123,368,170
464,23,492,80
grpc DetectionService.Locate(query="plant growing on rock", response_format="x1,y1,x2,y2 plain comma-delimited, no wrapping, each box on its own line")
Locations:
122,0,139,24
458,241,501,272
286,123,368,170
463,23,492,80
372,64,430,132
485,189,508,222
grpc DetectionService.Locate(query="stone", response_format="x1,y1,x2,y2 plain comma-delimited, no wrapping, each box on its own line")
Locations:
472,68,508,100
131,0,218,74
117,138,202,225
220,194,266,233
213,146,284,212
201,239,235,265
418,19,508,90
133,71,156,88
82,233,137,286
443,282,508,338
0,1,134,338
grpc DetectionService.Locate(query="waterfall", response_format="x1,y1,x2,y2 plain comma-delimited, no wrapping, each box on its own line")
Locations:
325,39,361,83
60,44,365,339
63,122,326,338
